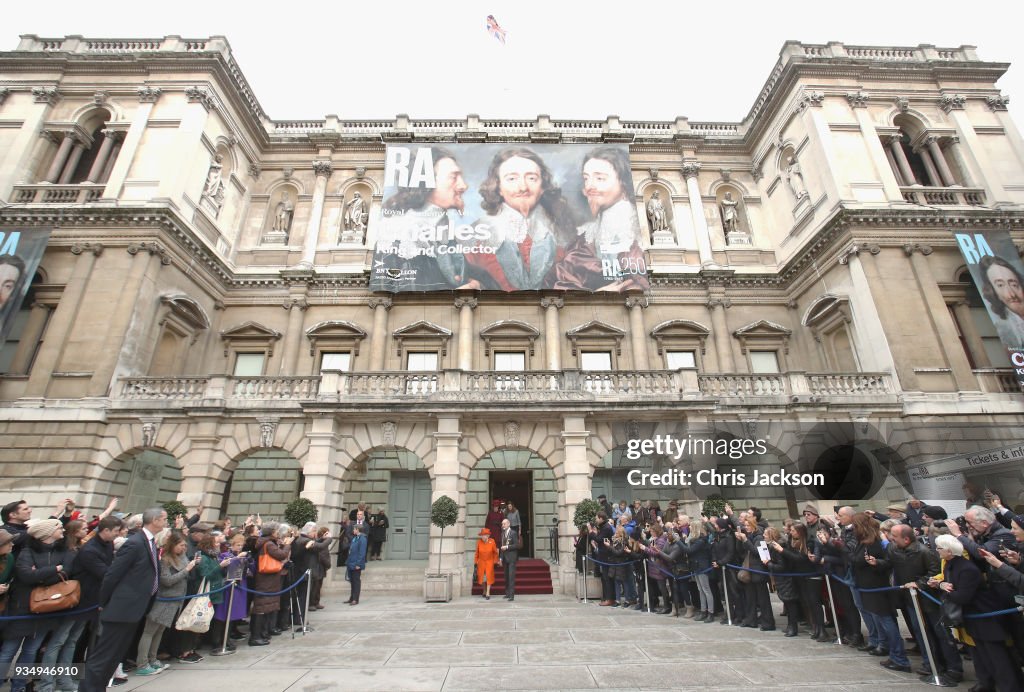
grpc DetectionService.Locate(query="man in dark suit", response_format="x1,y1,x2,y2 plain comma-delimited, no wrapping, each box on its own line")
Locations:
71,516,122,662
79,507,166,692
499,518,518,601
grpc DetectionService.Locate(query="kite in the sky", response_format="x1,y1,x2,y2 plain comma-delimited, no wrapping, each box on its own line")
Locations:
486,15,507,45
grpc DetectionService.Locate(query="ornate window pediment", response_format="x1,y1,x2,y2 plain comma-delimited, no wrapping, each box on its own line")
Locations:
160,293,210,332
567,320,626,356
305,320,367,356
220,321,282,357
733,319,792,355
650,319,710,355
393,320,452,357
803,295,852,331
479,320,540,357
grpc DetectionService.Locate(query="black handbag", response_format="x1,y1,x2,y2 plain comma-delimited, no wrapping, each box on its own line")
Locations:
940,598,964,628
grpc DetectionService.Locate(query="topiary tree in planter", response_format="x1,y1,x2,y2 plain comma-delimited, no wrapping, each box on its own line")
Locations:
573,499,601,530
430,495,459,576
283,498,318,527
702,494,729,519
162,500,188,521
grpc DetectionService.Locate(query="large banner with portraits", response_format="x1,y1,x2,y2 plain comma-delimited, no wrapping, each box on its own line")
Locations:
0,227,50,346
954,229,1024,387
370,144,650,293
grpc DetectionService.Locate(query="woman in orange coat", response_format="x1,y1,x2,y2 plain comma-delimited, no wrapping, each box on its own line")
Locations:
474,528,500,600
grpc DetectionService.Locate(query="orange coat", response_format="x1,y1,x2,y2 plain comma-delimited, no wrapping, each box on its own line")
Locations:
474,537,499,585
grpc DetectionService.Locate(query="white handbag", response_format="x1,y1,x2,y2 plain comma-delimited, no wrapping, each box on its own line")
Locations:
174,577,214,633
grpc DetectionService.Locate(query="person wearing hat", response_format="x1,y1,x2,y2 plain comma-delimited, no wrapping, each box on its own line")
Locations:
474,528,499,600
0,519,73,692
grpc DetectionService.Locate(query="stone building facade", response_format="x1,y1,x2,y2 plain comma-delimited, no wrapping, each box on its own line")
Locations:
1,36,1023,596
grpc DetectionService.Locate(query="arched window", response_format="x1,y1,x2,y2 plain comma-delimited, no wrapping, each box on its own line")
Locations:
40,108,121,185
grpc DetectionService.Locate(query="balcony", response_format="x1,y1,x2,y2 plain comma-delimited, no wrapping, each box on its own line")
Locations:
900,186,986,207
12,184,105,204
973,369,1024,394
112,370,899,411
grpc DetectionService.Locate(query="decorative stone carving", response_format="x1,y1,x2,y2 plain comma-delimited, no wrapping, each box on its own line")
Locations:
645,190,670,235
540,296,564,310
902,243,933,257
137,86,162,103
343,192,368,242
70,242,104,257
368,297,393,311
202,154,226,214
282,167,293,180
894,96,910,113
454,297,478,310
504,421,520,448
355,166,366,179
720,169,731,182
837,243,881,265
939,94,966,113
720,191,740,234
625,295,649,309
681,162,701,179
140,419,159,448
797,91,825,112
273,192,294,233
784,156,808,199
381,421,397,447
751,162,763,183
127,242,171,265
846,91,869,108
248,163,261,179
626,420,640,441
185,86,216,111
31,87,60,105
705,298,732,309
259,419,277,448
282,296,308,311
92,91,108,105
985,94,1010,112
648,167,659,181
312,160,333,178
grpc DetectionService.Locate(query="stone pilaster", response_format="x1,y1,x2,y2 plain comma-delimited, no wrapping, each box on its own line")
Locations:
682,162,714,266
301,416,344,527
625,295,649,370
454,296,478,370
367,297,392,370
103,91,159,198
432,416,465,592
706,298,735,372
838,244,903,389
298,160,332,267
540,296,564,370
278,294,309,375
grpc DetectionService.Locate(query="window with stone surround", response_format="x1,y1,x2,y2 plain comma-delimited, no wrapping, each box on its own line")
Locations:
651,319,708,371
306,320,365,374
733,319,791,373
220,321,281,375
803,295,860,372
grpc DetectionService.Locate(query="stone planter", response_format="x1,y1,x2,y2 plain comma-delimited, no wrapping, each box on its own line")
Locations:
424,573,453,602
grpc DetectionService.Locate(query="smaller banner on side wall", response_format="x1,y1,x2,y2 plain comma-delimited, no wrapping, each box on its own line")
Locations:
954,229,1024,388
0,227,51,345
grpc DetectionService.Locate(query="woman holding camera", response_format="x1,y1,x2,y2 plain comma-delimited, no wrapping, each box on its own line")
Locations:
850,513,910,673
250,523,292,645
735,514,775,630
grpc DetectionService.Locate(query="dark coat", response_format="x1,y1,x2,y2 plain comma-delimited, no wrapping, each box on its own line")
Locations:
768,545,813,602
740,530,769,584
679,534,712,572
944,555,1017,642
659,538,690,576
369,513,389,543
71,535,114,621
346,534,367,574
710,531,739,568
99,530,157,623
3,538,75,640
251,537,290,615
850,540,896,616
957,523,1018,602
1,522,29,558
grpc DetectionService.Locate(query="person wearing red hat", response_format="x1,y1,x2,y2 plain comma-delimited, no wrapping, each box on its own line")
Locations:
485,500,504,547
474,528,499,599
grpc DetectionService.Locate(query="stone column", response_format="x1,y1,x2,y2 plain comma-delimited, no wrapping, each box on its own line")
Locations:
431,416,465,590
56,134,88,184
541,296,564,370
23,244,103,397
278,295,309,375
454,296,477,370
904,244,978,391
88,243,168,396
951,300,990,368
103,88,159,198
367,297,392,370
926,136,956,187
99,138,122,184
301,416,344,527
43,134,75,183
560,415,592,591
886,135,917,185
914,144,942,187
84,129,119,183
706,298,735,372
625,295,649,370
682,162,714,266
7,302,52,374
838,244,903,388
849,95,903,199
299,160,332,267
883,146,906,186
944,136,975,187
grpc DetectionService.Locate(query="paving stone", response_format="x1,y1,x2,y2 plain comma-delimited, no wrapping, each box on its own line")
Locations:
283,668,448,691
517,643,644,664
386,645,515,666
459,629,574,646
587,662,752,688
443,665,598,690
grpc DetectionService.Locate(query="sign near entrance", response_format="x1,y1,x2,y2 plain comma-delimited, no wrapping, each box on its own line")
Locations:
0,226,51,346
954,230,1024,388
370,144,649,294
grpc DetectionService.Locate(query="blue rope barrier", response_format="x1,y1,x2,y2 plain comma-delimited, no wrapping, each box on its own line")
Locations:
648,562,715,581
915,586,1023,619
156,583,233,602
725,563,821,578
237,571,308,597
0,604,99,622
586,556,646,568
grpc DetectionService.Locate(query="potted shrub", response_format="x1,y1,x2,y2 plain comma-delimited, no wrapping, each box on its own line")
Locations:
425,495,458,602
284,497,318,527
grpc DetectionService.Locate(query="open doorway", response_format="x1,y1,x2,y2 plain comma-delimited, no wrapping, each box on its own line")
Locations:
490,470,533,558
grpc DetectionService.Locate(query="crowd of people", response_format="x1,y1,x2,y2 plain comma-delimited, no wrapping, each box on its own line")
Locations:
576,492,1024,690
0,498,379,691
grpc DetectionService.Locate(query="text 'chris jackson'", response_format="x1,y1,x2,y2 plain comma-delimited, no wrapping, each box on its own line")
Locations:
626,468,825,488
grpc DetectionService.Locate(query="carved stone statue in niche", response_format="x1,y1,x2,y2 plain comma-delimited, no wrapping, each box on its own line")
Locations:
273,192,294,233
646,190,670,235
343,192,369,241
784,155,808,199
720,191,739,233
201,154,226,218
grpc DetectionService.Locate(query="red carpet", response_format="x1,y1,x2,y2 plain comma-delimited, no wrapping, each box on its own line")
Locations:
471,558,553,595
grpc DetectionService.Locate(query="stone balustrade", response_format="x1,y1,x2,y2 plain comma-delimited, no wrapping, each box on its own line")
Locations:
114,369,897,409
12,184,104,204
973,369,1023,394
900,186,987,206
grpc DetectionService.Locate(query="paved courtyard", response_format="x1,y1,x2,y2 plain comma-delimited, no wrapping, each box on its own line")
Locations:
112,591,970,691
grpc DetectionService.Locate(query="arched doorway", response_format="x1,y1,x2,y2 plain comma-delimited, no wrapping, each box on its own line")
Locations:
343,448,430,560
465,449,556,561
111,450,181,512
221,449,303,522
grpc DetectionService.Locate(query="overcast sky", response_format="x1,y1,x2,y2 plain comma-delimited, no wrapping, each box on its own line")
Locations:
4,0,1021,125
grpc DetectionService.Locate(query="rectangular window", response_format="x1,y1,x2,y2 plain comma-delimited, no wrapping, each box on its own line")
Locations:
749,351,780,374
233,352,265,376
581,351,613,393
406,352,438,394
494,351,526,390
581,351,612,370
319,352,351,373
665,350,696,370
